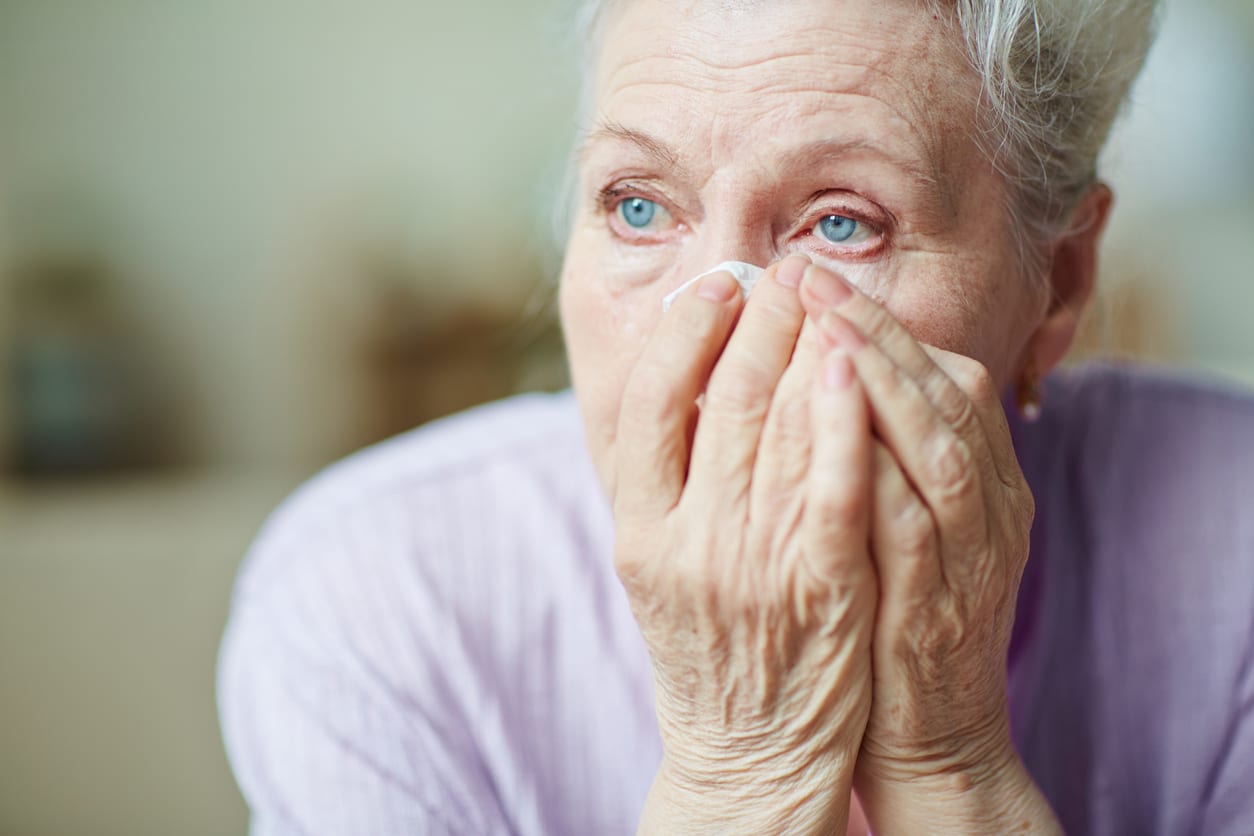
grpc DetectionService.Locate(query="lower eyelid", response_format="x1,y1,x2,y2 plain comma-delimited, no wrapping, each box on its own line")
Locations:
801,231,886,259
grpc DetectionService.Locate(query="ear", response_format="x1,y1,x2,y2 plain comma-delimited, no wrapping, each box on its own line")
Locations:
1019,183,1114,379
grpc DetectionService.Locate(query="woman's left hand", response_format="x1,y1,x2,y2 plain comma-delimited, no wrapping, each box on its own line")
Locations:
798,263,1063,834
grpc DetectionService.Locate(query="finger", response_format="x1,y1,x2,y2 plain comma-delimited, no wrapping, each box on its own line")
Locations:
870,441,944,606
804,347,874,581
685,254,810,504
613,270,743,520
799,263,995,468
815,311,990,558
923,346,1022,487
749,315,823,525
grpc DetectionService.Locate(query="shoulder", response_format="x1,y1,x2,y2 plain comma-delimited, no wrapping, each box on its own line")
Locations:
1027,362,1254,514
1047,361,1254,432
216,391,653,834
1027,362,1254,574
216,391,614,831
1021,361,1254,676
256,390,590,546
230,389,602,605
218,389,611,719
1015,365,1254,828
218,393,595,835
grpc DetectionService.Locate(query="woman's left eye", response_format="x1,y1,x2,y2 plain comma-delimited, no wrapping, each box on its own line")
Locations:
814,213,874,246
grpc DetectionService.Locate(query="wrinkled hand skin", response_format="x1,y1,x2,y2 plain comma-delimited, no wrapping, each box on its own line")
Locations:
795,263,1062,834
613,256,876,834
615,256,1062,835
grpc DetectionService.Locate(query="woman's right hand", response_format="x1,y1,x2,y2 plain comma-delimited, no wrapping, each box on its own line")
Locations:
611,254,877,834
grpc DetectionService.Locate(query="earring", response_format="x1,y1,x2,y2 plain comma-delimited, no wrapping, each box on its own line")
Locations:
1016,368,1043,422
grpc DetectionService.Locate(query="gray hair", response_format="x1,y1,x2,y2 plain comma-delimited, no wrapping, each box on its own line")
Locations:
560,0,1159,280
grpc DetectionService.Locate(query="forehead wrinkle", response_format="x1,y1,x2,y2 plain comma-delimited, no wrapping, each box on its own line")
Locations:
580,104,956,226
596,43,960,206
588,6,978,224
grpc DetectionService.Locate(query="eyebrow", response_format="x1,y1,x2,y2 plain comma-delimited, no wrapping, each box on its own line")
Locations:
782,136,954,218
581,120,952,214
580,121,680,168
782,139,945,194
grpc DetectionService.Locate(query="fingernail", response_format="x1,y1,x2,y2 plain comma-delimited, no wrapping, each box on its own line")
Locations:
696,271,740,303
803,264,853,306
774,254,810,288
823,350,854,390
818,311,867,350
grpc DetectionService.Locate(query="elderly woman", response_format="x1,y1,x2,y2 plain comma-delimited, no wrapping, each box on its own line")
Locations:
218,0,1254,833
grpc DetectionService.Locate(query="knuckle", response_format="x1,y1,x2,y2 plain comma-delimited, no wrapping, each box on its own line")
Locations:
1017,486,1037,529
909,598,968,663
620,370,686,430
704,364,772,418
671,290,726,331
662,556,711,598
617,533,713,602
750,284,801,321
767,389,811,444
853,297,897,344
811,483,869,533
996,457,1033,497
925,374,980,434
891,497,935,557
952,356,999,406
950,553,1010,620
948,396,982,439
970,365,998,403
926,435,978,502
613,540,656,594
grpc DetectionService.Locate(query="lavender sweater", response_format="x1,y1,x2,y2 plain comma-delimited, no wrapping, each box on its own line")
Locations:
218,365,1254,835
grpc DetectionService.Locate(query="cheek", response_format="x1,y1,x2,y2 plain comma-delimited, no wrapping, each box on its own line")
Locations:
559,244,660,474
560,255,655,381
877,259,1031,390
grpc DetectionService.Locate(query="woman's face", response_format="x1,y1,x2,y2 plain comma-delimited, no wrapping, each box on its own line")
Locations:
560,0,1051,490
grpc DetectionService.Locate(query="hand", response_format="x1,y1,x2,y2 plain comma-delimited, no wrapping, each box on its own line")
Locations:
613,255,875,834
798,263,1061,833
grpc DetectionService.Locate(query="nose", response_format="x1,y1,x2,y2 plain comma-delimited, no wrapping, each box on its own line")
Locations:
676,207,776,282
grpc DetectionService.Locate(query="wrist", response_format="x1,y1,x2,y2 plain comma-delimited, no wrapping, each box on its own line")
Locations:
854,742,1061,835
639,747,857,836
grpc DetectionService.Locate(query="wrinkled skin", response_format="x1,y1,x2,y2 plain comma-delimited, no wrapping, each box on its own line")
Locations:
559,0,1108,832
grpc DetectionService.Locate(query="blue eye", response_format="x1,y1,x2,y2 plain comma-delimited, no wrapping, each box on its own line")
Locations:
619,197,658,229
817,214,860,244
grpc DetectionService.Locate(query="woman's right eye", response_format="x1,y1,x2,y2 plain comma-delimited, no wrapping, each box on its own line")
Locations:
604,192,679,241
620,197,659,228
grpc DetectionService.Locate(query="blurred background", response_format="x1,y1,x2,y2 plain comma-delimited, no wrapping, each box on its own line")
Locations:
0,1,1251,833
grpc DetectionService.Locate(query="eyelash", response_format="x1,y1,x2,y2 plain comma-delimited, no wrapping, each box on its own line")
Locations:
595,182,889,258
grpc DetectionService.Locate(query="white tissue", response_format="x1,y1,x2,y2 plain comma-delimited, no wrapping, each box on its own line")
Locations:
661,261,765,311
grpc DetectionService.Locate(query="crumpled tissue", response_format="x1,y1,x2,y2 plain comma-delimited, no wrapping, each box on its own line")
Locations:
661,261,765,311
